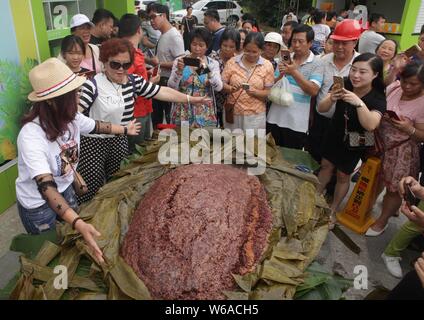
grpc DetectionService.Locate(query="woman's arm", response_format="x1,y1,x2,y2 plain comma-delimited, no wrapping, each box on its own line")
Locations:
392,120,424,142
246,88,271,101
317,92,338,113
34,174,104,263
341,89,382,131
155,86,211,105
356,106,382,131
167,58,183,89
91,119,140,136
207,60,223,92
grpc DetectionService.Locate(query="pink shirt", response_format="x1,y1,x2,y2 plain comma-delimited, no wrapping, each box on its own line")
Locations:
80,44,102,74
387,81,424,124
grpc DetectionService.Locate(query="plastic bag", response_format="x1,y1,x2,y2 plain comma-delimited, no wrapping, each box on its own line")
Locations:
268,77,294,107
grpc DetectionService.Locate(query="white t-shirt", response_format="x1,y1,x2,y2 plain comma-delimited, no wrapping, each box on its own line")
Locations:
155,27,185,78
358,30,385,54
16,113,95,209
312,24,331,43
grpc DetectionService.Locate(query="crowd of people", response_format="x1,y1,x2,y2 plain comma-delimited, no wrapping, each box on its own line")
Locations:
14,3,424,298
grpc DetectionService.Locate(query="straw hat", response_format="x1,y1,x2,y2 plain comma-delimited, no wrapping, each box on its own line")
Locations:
28,58,87,102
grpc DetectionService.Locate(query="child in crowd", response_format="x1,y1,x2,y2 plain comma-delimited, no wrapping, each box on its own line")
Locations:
61,35,90,75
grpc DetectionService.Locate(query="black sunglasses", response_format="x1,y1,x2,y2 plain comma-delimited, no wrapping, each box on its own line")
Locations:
109,61,132,70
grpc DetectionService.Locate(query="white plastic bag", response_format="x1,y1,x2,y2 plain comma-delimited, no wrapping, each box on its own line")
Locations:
268,76,294,107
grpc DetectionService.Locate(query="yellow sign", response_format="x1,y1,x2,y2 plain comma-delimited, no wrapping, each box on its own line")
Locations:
337,157,381,234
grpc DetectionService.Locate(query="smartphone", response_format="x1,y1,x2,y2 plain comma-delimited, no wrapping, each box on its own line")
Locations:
333,76,344,91
183,57,200,68
385,110,401,121
281,50,291,64
404,184,419,208
242,83,250,90
152,65,160,77
404,44,421,58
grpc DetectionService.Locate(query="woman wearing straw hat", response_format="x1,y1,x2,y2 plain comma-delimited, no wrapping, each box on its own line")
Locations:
16,58,142,263
77,37,211,203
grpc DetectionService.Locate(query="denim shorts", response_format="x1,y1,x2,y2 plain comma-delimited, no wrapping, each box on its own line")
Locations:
17,185,78,234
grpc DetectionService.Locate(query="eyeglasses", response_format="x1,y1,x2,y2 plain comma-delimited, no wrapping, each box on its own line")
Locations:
148,13,162,20
109,61,132,70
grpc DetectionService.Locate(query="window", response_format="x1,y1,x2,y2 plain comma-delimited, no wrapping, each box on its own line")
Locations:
415,0,424,34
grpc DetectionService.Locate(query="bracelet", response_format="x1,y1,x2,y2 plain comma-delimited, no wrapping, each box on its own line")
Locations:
72,217,82,230
187,95,190,104
409,127,416,136
123,126,128,135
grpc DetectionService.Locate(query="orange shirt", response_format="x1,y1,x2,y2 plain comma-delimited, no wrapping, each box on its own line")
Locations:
128,48,153,117
222,55,274,115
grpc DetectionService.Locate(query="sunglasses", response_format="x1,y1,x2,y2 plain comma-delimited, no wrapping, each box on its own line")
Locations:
149,13,162,20
109,61,132,70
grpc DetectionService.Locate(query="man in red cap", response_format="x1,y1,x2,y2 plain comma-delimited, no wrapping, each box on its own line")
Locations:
307,19,361,174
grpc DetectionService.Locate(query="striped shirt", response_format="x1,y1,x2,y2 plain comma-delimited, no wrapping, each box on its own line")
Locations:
79,73,160,137
267,51,323,133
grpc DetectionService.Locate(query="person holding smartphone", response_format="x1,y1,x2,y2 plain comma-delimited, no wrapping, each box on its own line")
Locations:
317,53,386,228
384,176,424,299
77,38,210,203
168,27,222,127
367,62,424,237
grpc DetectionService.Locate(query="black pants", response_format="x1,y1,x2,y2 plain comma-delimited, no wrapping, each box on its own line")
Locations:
386,270,424,300
267,123,306,150
152,77,171,129
306,110,331,164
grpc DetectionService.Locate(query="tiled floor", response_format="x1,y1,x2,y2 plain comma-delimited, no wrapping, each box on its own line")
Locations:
0,204,24,258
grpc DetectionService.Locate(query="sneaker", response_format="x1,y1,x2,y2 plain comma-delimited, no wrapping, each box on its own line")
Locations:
381,253,403,278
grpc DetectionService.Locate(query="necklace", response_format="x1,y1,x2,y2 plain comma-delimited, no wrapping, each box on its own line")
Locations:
106,75,122,95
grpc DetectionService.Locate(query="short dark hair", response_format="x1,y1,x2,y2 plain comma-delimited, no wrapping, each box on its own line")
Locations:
220,27,241,51
369,13,385,25
189,27,212,48
242,20,254,28
241,13,255,22
204,9,220,22
118,14,141,38
239,29,249,37
244,32,265,50
291,24,314,43
187,6,193,10
283,21,299,29
420,24,424,35
92,8,114,25
147,3,170,21
312,10,326,24
61,35,86,56
138,9,149,20
400,61,424,83
326,11,337,21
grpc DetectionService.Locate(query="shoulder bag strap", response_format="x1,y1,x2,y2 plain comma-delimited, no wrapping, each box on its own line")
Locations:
231,64,259,105
89,45,96,72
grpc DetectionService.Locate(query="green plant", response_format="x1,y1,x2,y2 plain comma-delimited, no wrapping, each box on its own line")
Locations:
294,262,353,300
0,59,37,164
